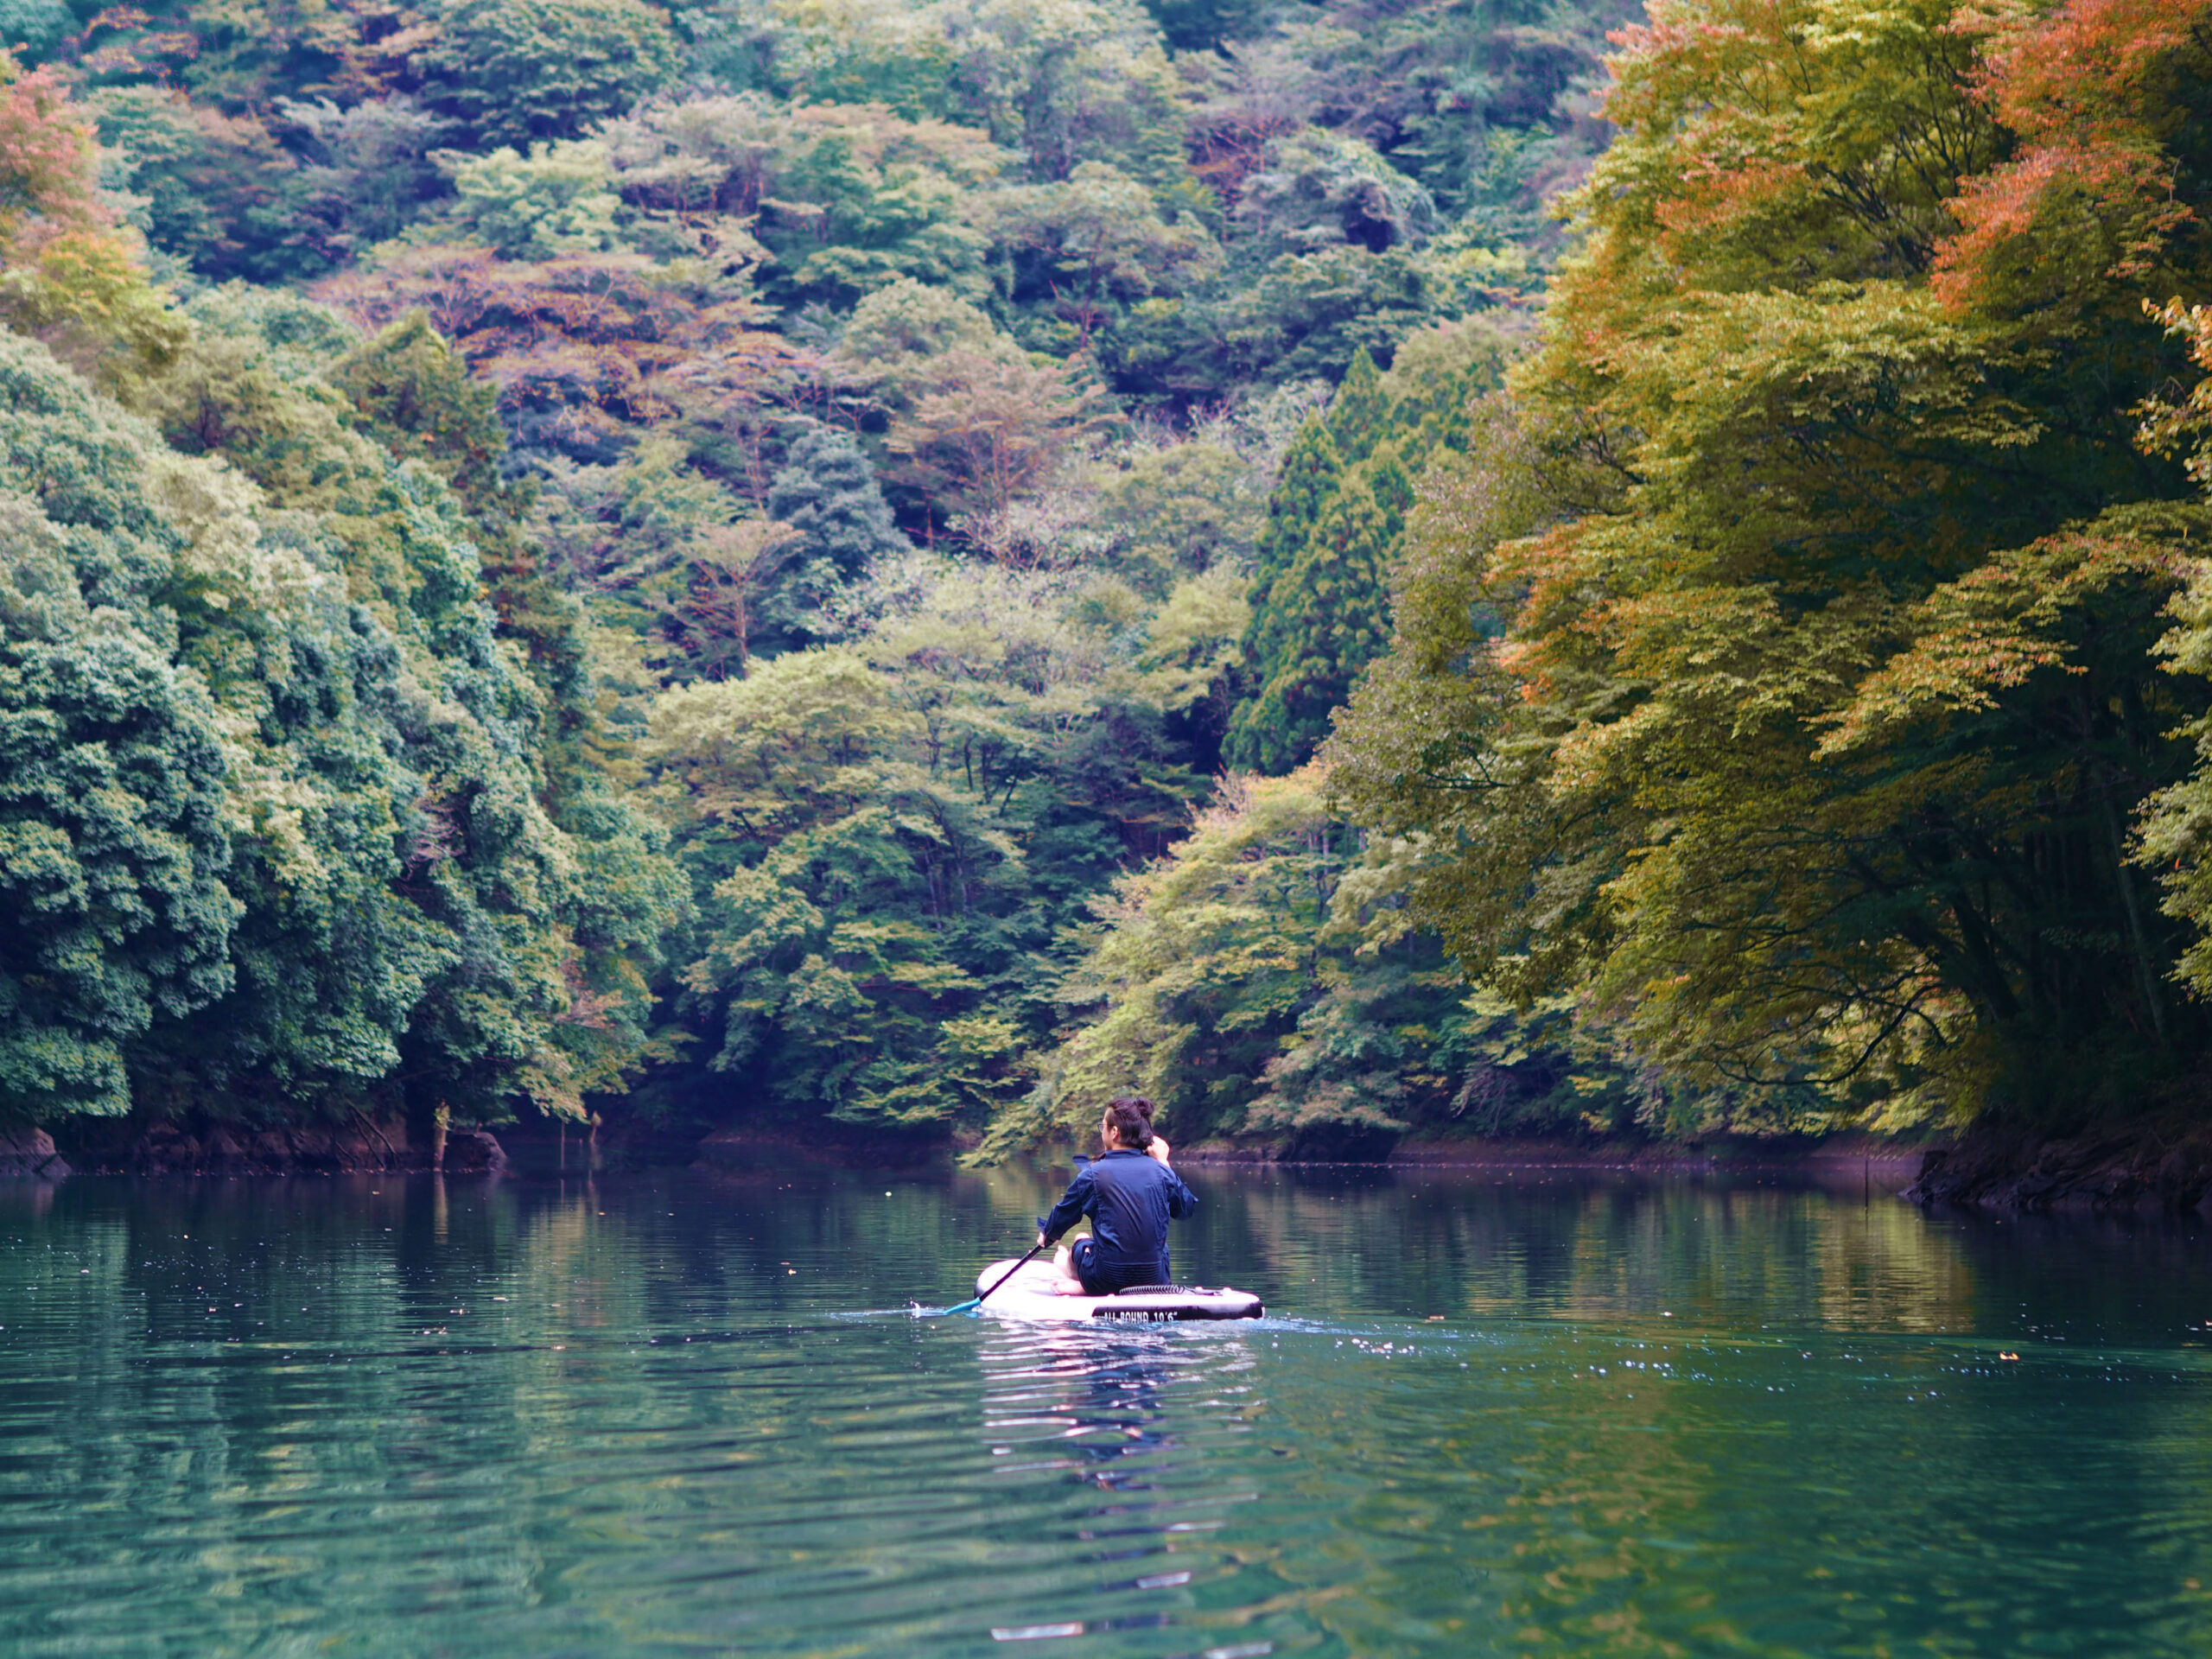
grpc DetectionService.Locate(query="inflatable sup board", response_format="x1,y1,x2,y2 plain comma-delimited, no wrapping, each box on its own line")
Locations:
972,1257,1262,1322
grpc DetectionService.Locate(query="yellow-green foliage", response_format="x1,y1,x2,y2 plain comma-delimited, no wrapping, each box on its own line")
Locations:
992,765,1621,1155
1332,0,2212,1131
645,556,1228,1126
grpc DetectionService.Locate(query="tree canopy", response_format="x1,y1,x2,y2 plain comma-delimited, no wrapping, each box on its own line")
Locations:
24,0,2202,1160
1332,0,2212,1135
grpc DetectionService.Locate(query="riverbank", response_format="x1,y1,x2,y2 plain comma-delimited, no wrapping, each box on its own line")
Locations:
25,1116,1937,1184
30,1112,2212,1216
1174,1132,1932,1178
48,1115,508,1176
1905,1117,2212,1214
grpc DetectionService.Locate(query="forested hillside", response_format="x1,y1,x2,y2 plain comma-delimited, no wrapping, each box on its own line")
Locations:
0,0,1630,1157
6,0,2207,1166
1333,0,2212,1143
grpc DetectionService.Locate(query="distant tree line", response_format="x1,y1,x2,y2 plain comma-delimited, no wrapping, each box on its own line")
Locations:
4,0,2205,1158
0,0,1626,1151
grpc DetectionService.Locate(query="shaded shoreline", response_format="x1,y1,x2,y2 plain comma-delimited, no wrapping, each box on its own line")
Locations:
1173,1134,1931,1177
28,1114,2212,1217
1904,1119,2212,1216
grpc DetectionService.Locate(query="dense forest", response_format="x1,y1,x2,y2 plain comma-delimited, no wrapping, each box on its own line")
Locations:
0,0,2207,1163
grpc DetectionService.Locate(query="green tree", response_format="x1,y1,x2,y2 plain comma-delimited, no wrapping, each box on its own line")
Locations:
1323,345,1387,463
87,87,322,283
931,0,1187,185
758,426,908,655
545,435,772,683
1244,412,1340,603
990,764,1603,1155
0,389,239,1115
128,288,686,1128
603,95,1007,309
329,308,593,749
331,311,524,526
1086,429,1267,594
0,0,70,62
1226,442,1411,773
1236,129,1439,259
420,140,626,261
645,545,1220,1129
829,276,1027,415
283,96,456,257
1136,0,1267,54
646,646,1030,1126
1332,0,2212,1129
417,0,682,150
977,159,1219,353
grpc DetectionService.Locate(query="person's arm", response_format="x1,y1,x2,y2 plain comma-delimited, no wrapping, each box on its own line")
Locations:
1039,1168,1094,1246
1144,1134,1196,1215
1164,1166,1197,1218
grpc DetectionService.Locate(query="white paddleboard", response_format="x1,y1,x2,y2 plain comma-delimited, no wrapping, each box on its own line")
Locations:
971,1257,1263,1322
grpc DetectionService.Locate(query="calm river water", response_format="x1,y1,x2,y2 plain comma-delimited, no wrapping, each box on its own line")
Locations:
1,1162,2209,1656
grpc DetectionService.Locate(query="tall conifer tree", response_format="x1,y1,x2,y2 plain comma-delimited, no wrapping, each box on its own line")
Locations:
1324,346,1389,466
1228,442,1414,772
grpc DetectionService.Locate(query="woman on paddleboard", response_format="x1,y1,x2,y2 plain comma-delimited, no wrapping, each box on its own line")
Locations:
1038,1096,1198,1294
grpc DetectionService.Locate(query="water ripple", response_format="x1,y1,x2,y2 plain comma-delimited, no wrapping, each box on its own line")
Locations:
3,1172,2212,1655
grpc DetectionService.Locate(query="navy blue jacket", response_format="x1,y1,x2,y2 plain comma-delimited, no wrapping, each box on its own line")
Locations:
1042,1149,1198,1286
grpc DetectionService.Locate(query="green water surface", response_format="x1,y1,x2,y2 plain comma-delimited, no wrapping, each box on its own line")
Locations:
1,1163,2208,1656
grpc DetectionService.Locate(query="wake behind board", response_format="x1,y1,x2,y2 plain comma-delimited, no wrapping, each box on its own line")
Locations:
973,1257,1262,1322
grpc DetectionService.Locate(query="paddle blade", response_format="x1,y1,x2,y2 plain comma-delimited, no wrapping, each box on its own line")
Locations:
942,1240,1046,1317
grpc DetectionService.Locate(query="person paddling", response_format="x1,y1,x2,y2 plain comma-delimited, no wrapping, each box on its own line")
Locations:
1039,1096,1198,1294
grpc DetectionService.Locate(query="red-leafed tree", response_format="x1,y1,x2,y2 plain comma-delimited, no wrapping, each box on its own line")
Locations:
316,245,820,459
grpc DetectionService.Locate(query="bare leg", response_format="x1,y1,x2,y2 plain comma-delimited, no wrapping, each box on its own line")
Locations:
1051,1243,1087,1294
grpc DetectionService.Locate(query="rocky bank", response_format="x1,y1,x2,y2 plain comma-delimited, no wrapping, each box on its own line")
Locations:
1904,1121,2212,1213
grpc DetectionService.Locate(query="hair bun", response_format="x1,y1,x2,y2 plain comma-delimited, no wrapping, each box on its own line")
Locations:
1105,1095,1156,1148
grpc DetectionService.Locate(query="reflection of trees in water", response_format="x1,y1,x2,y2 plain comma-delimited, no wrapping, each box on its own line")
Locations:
9,1173,2212,1655
1931,1205,2212,1605
0,1177,555,1638
1237,1305,1718,1657
1187,1169,1984,1332
1219,1185,2212,1656
2,1174,1261,1649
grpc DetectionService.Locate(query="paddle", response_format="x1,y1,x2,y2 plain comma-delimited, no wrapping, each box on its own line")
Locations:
944,1238,1048,1316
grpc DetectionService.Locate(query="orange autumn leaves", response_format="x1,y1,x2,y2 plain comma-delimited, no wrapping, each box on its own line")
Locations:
1936,0,2211,306
0,51,184,384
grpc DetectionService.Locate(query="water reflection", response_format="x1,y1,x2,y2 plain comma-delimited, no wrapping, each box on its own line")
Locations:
972,1326,1276,1651
982,1327,1190,1489
0,1167,2209,1656
1173,1166,1986,1333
